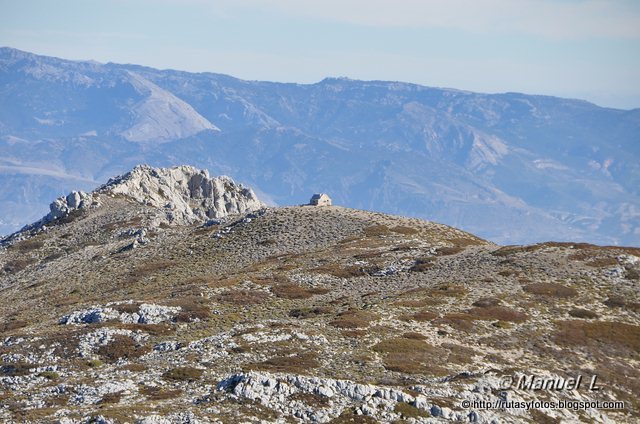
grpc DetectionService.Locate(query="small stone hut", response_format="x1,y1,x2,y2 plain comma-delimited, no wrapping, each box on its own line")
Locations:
309,193,332,206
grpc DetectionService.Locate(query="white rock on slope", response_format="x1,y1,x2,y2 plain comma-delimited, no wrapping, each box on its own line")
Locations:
1,190,98,243
121,71,219,143
44,190,97,221
99,165,264,223
1,165,264,245
59,303,181,325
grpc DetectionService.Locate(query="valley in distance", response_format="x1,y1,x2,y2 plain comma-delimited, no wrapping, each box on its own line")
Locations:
0,165,638,423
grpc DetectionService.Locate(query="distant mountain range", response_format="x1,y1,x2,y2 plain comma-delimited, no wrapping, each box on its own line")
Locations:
1,47,638,245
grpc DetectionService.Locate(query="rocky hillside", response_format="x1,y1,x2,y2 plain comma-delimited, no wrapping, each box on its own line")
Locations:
0,166,638,423
2,164,263,245
1,47,639,245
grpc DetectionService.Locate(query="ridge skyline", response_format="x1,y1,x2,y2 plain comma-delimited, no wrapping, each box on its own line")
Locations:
2,46,635,111
0,47,638,246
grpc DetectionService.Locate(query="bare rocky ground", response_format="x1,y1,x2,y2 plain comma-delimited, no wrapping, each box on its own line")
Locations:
0,169,639,423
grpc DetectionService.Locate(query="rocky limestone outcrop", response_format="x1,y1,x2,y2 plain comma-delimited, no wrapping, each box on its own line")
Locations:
99,165,264,223
60,303,181,326
0,191,99,245
1,165,264,246
49,191,97,220
216,372,432,422
216,372,509,423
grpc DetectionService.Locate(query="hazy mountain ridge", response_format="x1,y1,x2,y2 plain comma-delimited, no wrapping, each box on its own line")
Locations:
1,47,638,245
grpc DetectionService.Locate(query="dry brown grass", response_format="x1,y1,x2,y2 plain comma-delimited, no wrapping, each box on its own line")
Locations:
341,330,367,338
568,308,599,319
10,238,45,252
430,283,468,298
272,284,329,299
410,257,434,272
52,208,86,225
217,290,268,305
312,264,367,279
529,409,562,424
394,299,437,308
162,366,203,382
492,242,594,257
290,392,330,407
125,260,175,282
433,315,476,332
401,332,427,340
372,338,450,376
2,258,37,274
120,363,147,372
169,297,211,322
42,331,81,358
555,320,640,357
390,226,419,235
395,402,430,419
329,409,379,423
472,297,501,308
435,246,464,256
1,362,37,376
399,310,438,322
112,303,140,314
467,306,527,323
330,310,377,328
626,267,640,280
603,296,625,308
567,245,640,261
111,323,175,336
584,257,619,268
602,297,640,311
0,319,29,333
352,251,385,260
491,245,540,257
9,407,59,422
441,342,476,362
45,394,69,408
289,306,333,319
363,225,390,237
185,275,239,289
139,385,183,400
102,217,143,232
524,283,577,298
96,335,150,363
98,392,123,405
250,352,319,374
43,252,65,262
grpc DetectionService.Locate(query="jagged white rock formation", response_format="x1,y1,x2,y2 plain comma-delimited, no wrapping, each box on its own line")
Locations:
120,72,219,143
99,165,264,223
1,165,264,245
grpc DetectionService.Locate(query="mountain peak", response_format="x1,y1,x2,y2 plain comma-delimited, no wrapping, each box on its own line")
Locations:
2,165,264,244
99,164,263,221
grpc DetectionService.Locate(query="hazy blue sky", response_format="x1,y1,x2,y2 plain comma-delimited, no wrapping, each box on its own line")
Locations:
1,0,639,108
